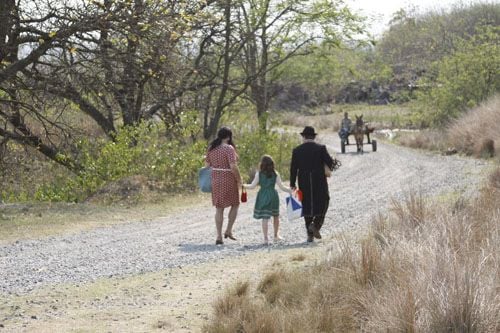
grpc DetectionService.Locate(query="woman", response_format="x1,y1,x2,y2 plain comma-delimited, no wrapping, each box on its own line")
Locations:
205,127,242,245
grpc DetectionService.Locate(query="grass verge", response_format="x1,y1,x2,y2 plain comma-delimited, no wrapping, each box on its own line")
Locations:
397,94,500,158
0,192,209,244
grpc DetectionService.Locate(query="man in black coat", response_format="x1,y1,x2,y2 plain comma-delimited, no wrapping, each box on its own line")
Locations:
290,126,335,242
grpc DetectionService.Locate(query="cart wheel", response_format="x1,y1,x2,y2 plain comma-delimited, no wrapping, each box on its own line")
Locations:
372,139,377,152
341,140,346,154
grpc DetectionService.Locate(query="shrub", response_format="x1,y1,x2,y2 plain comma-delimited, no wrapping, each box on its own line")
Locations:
16,115,298,202
447,94,500,157
416,26,500,126
236,128,299,182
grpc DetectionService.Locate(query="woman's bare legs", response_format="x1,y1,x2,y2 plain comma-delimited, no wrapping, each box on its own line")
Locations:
215,207,224,242
262,219,269,244
225,204,239,237
273,216,282,240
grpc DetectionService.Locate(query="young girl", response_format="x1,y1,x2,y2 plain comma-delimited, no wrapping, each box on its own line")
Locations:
243,155,292,245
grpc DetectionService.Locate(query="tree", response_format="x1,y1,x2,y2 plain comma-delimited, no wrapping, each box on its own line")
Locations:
0,0,226,170
235,0,364,131
416,26,500,125
0,0,115,171
377,3,500,84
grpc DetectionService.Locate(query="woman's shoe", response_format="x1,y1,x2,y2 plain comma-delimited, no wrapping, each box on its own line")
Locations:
224,233,236,240
216,239,223,245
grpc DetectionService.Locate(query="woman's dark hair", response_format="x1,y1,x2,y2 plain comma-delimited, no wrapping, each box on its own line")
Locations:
209,127,234,151
259,155,276,178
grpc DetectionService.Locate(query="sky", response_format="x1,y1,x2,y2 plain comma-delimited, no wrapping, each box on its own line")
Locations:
346,0,488,36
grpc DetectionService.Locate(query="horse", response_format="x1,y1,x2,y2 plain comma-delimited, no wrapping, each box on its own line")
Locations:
351,115,365,153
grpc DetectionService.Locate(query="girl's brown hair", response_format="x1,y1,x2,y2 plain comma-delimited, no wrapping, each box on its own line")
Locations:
259,155,276,178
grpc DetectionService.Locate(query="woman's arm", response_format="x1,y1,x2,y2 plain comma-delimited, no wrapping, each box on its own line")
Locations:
276,173,293,193
243,172,259,189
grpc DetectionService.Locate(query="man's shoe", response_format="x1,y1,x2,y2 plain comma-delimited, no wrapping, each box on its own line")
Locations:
307,235,314,243
312,227,322,239
309,224,322,239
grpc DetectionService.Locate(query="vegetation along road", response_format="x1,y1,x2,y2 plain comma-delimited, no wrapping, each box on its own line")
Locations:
0,131,491,331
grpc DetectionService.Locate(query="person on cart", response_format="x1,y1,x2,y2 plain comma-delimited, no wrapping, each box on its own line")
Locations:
338,112,352,144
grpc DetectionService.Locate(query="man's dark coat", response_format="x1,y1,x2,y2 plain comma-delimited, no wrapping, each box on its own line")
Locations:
290,141,334,217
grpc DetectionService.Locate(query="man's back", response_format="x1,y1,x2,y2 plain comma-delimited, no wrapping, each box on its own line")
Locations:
292,142,325,173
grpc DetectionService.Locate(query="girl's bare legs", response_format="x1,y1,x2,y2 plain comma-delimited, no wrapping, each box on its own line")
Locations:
225,204,239,237
262,218,269,244
273,216,282,240
215,208,224,242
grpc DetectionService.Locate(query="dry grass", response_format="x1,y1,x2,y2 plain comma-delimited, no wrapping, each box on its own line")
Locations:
290,253,306,262
489,167,500,189
399,94,500,157
447,94,500,157
396,129,447,151
206,170,500,333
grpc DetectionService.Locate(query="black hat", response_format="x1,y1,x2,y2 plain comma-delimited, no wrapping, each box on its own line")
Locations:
300,126,317,136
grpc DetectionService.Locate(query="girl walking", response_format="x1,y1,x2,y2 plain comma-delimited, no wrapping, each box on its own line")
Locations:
244,155,292,245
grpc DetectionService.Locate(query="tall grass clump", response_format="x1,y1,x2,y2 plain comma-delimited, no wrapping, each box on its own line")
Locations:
205,171,500,332
399,94,500,157
447,94,500,157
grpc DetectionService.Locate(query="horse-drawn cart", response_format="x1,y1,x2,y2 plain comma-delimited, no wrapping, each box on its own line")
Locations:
340,133,377,153
339,115,377,154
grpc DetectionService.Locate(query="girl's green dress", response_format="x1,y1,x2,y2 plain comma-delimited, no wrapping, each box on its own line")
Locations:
254,173,280,219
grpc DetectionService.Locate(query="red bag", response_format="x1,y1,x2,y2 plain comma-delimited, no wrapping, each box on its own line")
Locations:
241,187,247,202
296,189,303,202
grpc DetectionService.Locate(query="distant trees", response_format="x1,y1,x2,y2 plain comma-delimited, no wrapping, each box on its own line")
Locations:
416,26,500,125
376,2,500,84
235,0,363,130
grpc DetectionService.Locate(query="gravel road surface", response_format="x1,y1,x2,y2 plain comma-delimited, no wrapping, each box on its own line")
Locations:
0,133,489,294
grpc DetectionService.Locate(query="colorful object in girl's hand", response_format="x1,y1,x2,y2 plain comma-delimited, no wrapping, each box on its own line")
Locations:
286,194,302,221
241,187,247,202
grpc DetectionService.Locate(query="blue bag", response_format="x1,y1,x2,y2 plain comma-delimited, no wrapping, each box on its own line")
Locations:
198,167,212,193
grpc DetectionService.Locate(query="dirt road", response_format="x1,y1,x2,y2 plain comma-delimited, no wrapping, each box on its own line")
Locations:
0,132,489,332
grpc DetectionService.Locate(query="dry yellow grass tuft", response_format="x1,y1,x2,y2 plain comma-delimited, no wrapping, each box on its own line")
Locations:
205,169,500,333
399,94,500,158
447,94,500,157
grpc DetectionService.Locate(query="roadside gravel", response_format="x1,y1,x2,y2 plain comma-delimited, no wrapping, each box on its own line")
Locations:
0,133,489,295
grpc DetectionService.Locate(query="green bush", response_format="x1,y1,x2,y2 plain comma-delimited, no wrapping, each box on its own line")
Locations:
27,116,298,202
237,128,299,182
415,26,500,126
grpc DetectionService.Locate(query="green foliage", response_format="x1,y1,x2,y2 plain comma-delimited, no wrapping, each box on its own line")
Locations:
30,121,206,202
237,128,299,182
415,27,500,126
12,110,298,202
